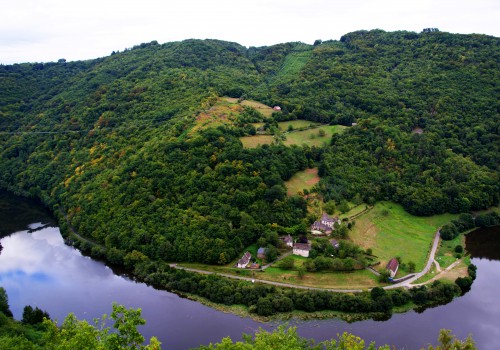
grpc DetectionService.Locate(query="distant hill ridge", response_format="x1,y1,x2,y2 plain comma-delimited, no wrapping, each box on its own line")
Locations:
0,29,498,264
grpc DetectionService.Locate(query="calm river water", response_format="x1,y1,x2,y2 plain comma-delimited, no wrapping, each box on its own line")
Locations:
0,191,499,349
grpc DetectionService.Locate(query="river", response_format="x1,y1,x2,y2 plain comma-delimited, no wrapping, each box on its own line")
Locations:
0,192,499,349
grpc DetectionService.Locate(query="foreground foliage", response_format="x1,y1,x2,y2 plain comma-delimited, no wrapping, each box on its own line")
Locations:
0,291,476,350
0,299,160,350
194,325,476,350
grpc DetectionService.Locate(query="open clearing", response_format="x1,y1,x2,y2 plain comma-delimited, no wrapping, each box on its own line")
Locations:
285,168,320,196
240,100,275,117
190,101,243,135
240,124,348,148
240,135,274,148
259,267,379,289
283,125,346,147
349,202,458,274
278,120,320,131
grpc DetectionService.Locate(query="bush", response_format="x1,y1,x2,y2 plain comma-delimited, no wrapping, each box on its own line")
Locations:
455,276,473,293
277,256,295,270
440,223,459,240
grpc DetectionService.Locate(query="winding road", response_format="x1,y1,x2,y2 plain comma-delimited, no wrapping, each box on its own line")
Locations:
170,230,443,292
385,229,441,289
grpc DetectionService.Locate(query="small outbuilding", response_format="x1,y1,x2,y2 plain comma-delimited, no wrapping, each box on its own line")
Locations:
280,234,293,248
386,258,399,278
257,247,267,259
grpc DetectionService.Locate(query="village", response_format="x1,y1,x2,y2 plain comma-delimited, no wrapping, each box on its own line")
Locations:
234,212,400,282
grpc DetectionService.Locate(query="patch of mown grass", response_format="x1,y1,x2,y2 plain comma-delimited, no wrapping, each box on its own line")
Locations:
413,265,440,284
258,266,378,289
285,168,320,196
283,125,346,147
437,233,465,269
240,135,275,148
349,201,458,272
278,120,319,131
339,204,370,219
240,124,348,148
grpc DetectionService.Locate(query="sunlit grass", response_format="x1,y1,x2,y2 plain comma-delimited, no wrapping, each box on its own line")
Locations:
349,201,458,272
285,168,320,196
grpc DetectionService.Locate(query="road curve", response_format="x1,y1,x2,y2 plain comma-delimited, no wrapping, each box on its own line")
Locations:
170,229,442,293
384,230,441,289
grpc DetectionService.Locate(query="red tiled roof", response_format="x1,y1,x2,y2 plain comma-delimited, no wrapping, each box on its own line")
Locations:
386,258,399,272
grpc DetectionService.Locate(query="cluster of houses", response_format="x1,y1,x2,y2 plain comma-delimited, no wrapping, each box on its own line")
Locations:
236,213,345,268
234,212,402,281
310,213,341,235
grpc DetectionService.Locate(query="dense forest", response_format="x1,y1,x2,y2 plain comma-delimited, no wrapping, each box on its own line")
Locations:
0,30,498,267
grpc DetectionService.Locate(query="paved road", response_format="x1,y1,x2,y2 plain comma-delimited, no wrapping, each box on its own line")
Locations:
384,230,441,289
411,258,462,287
170,229,443,292
169,264,363,293
260,251,292,270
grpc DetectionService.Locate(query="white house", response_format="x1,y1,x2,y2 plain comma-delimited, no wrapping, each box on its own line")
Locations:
237,251,252,268
293,243,311,258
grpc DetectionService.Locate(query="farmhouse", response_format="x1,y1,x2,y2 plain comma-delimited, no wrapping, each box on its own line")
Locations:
280,234,293,247
310,212,341,235
237,251,252,268
386,258,399,278
293,243,311,257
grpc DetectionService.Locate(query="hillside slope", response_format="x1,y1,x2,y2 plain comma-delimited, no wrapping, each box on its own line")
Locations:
0,31,498,264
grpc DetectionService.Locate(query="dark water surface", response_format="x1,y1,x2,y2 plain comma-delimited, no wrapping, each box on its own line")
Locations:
1,192,499,349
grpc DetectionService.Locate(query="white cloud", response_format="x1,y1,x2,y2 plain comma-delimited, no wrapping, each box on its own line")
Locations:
1,0,499,64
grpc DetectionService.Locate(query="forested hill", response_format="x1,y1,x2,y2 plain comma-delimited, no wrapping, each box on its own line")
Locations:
0,30,498,264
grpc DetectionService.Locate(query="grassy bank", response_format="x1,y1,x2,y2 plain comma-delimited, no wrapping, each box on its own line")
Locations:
285,168,320,196
349,202,458,273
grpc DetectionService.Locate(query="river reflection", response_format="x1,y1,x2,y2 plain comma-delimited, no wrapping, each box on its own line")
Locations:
0,193,499,349
0,227,273,349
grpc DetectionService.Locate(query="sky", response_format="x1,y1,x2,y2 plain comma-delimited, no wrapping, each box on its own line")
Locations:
1,0,499,64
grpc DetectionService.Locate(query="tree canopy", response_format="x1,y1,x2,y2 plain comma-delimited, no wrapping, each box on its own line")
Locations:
0,31,498,267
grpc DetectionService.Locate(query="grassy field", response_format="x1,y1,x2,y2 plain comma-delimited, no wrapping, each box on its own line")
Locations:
339,204,370,219
240,100,275,117
436,233,465,269
349,202,458,274
274,50,312,80
283,125,347,147
240,122,348,149
258,267,379,289
285,168,320,196
240,135,274,148
221,97,239,103
180,253,379,290
190,102,243,135
278,120,319,131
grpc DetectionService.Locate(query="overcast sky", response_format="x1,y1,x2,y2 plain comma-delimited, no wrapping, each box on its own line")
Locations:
1,0,499,64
